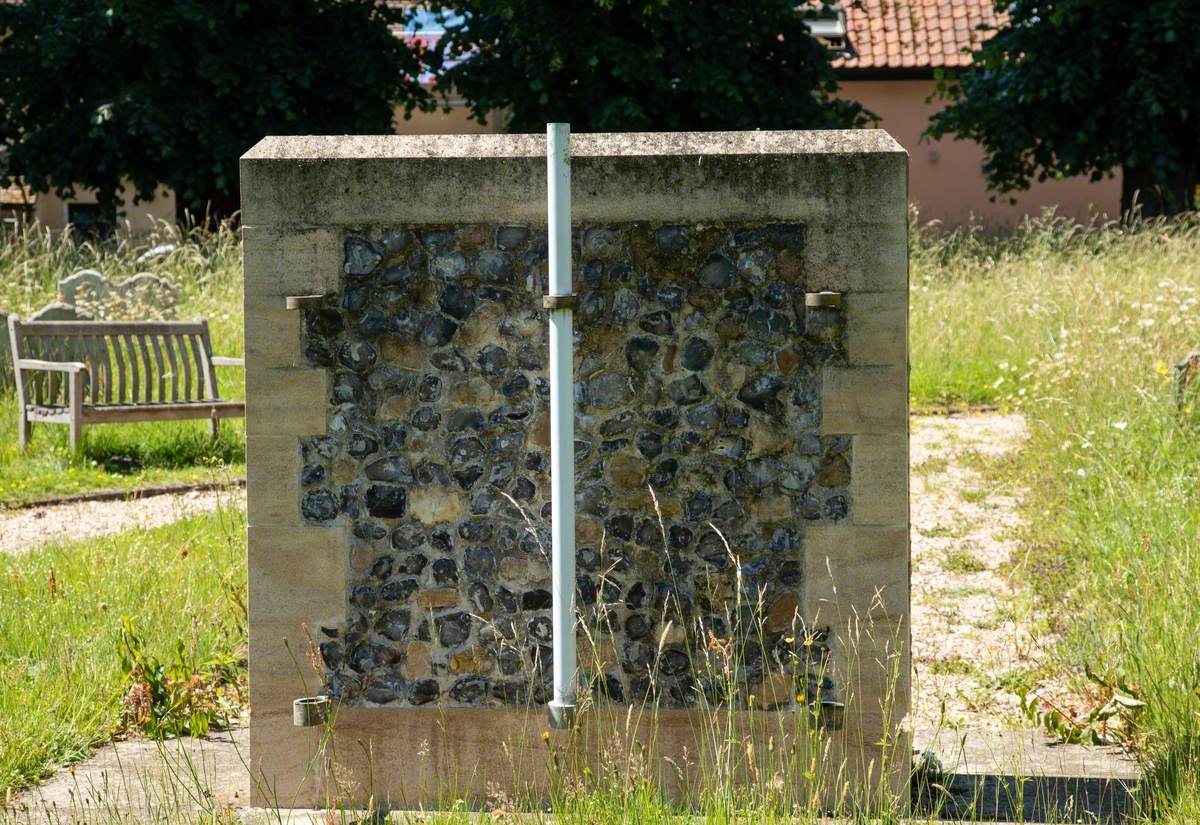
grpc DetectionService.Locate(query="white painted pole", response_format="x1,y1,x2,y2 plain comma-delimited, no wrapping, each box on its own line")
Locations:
546,122,577,729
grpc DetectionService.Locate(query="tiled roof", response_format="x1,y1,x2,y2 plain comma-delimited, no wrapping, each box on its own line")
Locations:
834,0,1006,71
0,182,35,208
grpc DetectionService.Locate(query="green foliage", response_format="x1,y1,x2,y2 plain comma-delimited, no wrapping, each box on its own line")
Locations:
425,0,870,133
926,1,1200,216
117,616,241,739
0,507,246,792
0,1,430,222
1019,667,1146,748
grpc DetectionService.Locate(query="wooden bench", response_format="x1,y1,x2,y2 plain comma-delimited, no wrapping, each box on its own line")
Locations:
7,317,244,451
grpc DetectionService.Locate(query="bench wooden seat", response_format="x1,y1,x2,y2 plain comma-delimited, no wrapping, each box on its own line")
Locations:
7,318,244,451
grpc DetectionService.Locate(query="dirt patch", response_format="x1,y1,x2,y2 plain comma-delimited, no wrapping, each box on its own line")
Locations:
910,412,1050,732
0,487,246,555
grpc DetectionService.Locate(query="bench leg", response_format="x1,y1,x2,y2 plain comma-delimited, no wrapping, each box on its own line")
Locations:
209,416,220,440
17,411,30,451
68,371,84,453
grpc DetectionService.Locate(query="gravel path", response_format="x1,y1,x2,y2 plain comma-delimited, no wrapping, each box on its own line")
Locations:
910,412,1049,732
0,487,246,555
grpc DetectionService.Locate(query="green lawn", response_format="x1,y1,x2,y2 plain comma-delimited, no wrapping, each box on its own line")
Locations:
1,222,245,506
911,212,1200,822
0,506,246,793
0,394,245,505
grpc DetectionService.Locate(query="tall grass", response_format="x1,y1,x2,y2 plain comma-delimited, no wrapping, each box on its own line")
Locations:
0,501,247,794
0,221,245,505
911,210,1200,820
3,212,1198,820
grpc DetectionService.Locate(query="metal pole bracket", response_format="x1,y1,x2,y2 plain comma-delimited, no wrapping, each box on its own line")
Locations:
285,294,324,311
805,291,843,309
542,295,577,311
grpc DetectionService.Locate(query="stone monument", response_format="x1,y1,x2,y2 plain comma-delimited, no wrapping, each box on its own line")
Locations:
240,131,909,809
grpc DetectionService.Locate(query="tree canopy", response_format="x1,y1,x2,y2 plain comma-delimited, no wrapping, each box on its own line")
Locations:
926,0,1200,217
425,0,869,134
0,0,430,226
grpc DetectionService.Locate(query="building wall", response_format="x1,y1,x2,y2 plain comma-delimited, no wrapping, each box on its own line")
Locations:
840,78,1121,225
31,184,176,234
15,107,488,234
394,101,504,135
17,80,1119,234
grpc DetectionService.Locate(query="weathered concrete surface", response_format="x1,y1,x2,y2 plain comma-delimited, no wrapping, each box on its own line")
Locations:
7,727,249,824
912,729,1140,823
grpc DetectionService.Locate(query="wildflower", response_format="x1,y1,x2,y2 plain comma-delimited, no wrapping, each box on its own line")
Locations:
1112,421,1128,431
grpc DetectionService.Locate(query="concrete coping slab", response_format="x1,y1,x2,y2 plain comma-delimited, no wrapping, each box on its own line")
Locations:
241,129,906,162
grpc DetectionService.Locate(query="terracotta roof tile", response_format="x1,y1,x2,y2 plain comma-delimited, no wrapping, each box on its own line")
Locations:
0,182,34,208
832,0,1005,71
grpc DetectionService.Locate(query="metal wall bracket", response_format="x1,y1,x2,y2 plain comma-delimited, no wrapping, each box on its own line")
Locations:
293,695,331,727
285,294,324,311
805,291,843,309
542,295,577,311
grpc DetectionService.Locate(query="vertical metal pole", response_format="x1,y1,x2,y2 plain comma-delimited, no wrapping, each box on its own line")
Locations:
546,122,577,729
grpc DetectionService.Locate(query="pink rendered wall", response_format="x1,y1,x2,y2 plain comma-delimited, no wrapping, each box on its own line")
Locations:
840,79,1121,226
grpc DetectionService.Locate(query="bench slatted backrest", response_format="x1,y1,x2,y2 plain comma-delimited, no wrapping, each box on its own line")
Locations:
11,320,221,407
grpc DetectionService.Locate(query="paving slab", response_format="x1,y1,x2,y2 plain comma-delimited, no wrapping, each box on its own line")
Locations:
5,727,249,823
913,728,1140,823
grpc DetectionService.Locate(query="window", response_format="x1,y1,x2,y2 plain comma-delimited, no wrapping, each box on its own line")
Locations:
67,203,105,237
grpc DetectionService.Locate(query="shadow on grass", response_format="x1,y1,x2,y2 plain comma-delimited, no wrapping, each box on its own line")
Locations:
0,391,245,505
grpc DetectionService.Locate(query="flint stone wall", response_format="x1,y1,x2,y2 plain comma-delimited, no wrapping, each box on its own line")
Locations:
299,221,848,710
241,131,909,808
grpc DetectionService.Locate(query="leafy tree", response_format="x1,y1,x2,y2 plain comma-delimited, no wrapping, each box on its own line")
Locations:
424,1,869,134
927,0,1200,217
0,0,430,227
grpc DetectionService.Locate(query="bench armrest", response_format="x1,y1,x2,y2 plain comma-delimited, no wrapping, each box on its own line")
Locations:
15,358,89,373
211,356,245,368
